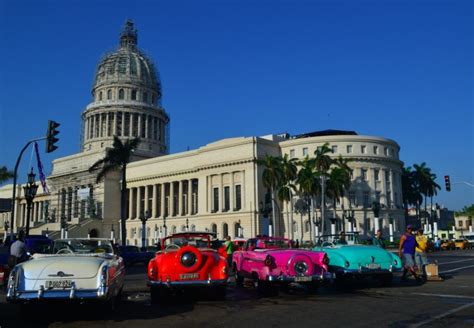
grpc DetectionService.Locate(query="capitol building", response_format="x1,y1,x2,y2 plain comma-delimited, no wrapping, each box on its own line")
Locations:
0,22,405,244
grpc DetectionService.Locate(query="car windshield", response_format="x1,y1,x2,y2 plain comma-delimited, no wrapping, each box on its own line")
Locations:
316,234,360,246
27,240,53,254
52,239,114,255
163,234,211,248
248,238,291,249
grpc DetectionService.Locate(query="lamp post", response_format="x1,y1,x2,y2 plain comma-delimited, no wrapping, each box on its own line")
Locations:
311,216,321,243
60,215,66,239
346,209,355,233
23,169,38,237
237,219,243,238
140,210,151,251
185,218,189,232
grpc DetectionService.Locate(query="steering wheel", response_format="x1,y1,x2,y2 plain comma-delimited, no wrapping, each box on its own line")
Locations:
165,244,180,250
56,248,74,254
321,241,335,248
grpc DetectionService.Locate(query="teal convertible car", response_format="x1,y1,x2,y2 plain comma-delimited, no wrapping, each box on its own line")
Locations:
312,233,402,285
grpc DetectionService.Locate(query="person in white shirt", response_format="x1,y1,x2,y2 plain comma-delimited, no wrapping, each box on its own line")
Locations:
8,230,27,267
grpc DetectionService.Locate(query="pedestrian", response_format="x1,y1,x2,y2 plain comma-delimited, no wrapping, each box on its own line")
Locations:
372,229,386,249
224,236,234,272
398,225,422,283
415,228,429,278
8,230,28,268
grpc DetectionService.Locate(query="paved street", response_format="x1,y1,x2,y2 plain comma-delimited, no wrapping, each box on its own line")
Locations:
1,250,473,328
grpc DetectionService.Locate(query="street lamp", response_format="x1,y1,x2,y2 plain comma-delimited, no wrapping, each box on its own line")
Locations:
23,169,38,237
311,216,321,243
139,210,151,251
237,219,243,238
60,215,67,239
186,218,189,232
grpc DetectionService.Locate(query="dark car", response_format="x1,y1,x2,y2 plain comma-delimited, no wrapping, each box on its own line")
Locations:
118,245,153,266
4,234,53,255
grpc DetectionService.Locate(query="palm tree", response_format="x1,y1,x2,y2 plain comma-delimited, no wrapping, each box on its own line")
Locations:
296,156,320,241
89,136,140,246
313,143,333,234
326,167,351,232
413,163,432,222
332,156,353,231
0,166,14,184
279,154,298,240
258,155,283,236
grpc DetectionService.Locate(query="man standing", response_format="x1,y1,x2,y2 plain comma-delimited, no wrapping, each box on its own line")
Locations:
8,230,27,268
398,225,422,283
415,228,429,278
224,236,234,272
372,229,386,249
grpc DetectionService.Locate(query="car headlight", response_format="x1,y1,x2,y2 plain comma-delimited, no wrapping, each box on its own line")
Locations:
393,259,398,265
344,260,350,268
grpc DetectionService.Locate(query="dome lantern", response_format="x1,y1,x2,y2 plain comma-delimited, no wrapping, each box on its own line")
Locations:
120,20,138,49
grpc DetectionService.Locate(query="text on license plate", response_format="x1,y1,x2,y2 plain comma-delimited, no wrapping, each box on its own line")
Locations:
45,280,72,289
294,276,312,282
179,273,199,280
367,263,381,270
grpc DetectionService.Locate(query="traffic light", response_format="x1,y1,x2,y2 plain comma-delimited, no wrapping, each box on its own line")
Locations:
46,120,60,153
444,175,451,192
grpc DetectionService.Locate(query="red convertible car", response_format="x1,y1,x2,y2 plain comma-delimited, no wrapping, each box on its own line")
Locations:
147,232,228,302
233,237,333,295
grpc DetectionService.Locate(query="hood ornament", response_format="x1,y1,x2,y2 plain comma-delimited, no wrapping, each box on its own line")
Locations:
48,271,74,277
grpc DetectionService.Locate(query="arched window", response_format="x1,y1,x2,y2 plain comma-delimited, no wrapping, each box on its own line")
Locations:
118,89,124,100
180,225,186,232
223,223,229,238
131,89,137,100
211,223,217,234
107,89,112,100
99,91,103,101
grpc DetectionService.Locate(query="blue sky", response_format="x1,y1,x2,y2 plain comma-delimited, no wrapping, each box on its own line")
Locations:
0,0,472,210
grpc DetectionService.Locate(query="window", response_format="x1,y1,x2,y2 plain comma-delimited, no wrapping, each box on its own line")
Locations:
124,113,130,136
349,191,356,207
107,89,112,100
143,92,148,103
118,89,124,100
118,57,126,75
385,170,390,183
387,192,391,207
224,186,230,212
384,147,389,156
374,169,380,181
211,223,217,234
290,149,295,158
375,191,381,203
347,145,352,153
332,145,338,153
361,145,366,154
141,114,146,138
373,146,378,154
131,89,137,100
363,192,370,208
302,147,308,156
99,91,103,101
223,223,229,238
458,221,463,227
235,185,242,210
116,112,122,136
361,168,368,180
212,187,219,213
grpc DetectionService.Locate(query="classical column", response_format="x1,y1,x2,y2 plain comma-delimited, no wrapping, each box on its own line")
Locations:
121,112,125,136
230,173,235,211
389,170,395,207
188,180,193,215
144,185,149,215
105,112,110,137
136,186,142,219
152,184,158,218
161,183,166,217
130,113,134,137
178,181,183,216
144,115,148,139
113,112,117,136
128,188,134,219
84,118,88,141
381,169,388,206
170,182,175,216
137,114,142,138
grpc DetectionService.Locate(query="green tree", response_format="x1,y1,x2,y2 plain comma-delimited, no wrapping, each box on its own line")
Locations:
296,156,320,241
326,166,351,231
0,166,14,184
89,136,140,246
258,155,283,236
278,154,298,240
313,143,333,234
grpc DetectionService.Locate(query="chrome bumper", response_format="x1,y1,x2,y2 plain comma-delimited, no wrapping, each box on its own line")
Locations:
7,283,110,302
338,265,402,275
266,272,334,283
147,279,227,288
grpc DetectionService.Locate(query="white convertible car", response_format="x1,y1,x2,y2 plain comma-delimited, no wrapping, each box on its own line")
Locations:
6,238,125,310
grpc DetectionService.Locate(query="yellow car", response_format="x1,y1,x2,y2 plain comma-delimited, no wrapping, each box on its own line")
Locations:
440,239,455,250
454,239,469,250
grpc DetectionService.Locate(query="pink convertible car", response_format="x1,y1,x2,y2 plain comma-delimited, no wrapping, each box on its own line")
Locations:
232,237,333,295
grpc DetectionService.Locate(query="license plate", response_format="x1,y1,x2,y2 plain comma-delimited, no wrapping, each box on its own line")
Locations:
367,263,381,270
179,273,199,280
45,280,72,289
294,276,312,282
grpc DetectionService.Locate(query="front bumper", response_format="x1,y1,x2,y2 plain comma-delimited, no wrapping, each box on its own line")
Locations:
147,279,227,288
266,272,334,283
7,284,110,303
